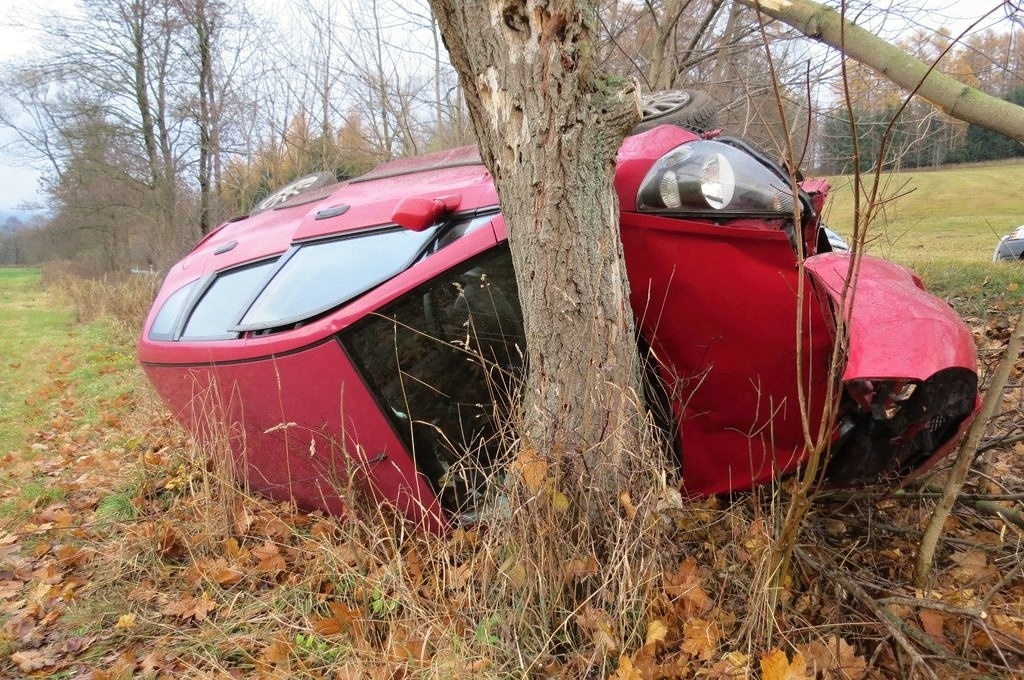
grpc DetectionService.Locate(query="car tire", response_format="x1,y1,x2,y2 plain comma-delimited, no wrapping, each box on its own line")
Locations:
630,89,718,135
251,171,337,214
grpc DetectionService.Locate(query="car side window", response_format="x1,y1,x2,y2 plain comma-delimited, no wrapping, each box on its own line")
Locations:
236,226,438,332
180,260,278,340
342,246,524,519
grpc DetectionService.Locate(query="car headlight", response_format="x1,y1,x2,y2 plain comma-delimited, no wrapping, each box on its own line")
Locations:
637,139,797,216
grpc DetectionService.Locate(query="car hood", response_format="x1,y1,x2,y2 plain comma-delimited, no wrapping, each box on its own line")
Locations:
804,253,977,381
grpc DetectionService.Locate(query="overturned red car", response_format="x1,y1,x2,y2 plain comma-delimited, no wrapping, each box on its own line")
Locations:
138,93,979,531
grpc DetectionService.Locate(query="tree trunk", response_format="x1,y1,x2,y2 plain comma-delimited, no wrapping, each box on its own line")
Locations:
428,3,667,664
428,1,649,502
737,0,1024,143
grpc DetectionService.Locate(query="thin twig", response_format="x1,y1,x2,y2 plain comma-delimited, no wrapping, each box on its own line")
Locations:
876,596,986,620
794,546,938,680
979,431,1024,454
980,554,1024,611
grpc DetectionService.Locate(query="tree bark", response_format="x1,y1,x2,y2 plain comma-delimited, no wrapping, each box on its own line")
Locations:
427,4,665,663
427,2,648,487
736,0,1024,143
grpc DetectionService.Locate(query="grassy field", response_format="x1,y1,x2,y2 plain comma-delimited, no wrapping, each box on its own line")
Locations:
0,167,1021,678
823,161,1024,317
0,268,76,454
823,160,1024,265
0,268,140,455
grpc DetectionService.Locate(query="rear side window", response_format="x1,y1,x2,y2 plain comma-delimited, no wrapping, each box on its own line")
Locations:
235,226,438,332
180,260,278,340
148,279,200,340
342,247,524,519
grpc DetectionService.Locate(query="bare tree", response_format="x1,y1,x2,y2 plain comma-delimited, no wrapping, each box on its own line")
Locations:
0,0,266,267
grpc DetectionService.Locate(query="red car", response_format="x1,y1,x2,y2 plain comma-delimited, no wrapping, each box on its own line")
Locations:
138,93,979,531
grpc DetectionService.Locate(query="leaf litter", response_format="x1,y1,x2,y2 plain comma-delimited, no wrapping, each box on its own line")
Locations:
0,303,1021,678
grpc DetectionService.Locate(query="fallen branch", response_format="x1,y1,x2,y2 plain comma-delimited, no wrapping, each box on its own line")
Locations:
979,431,1024,454
919,483,1024,532
876,596,986,620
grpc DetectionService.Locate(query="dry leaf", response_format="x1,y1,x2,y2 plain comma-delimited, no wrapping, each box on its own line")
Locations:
681,617,719,661
665,557,712,616
619,491,637,520
10,649,55,673
389,636,430,663
312,601,363,638
609,654,643,680
918,609,948,646
157,523,186,561
709,650,750,678
253,540,287,572
645,618,669,648
36,505,74,527
498,554,529,589
799,635,867,680
200,557,244,586
258,639,293,671
509,448,548,494
761,648,814,680
162,592,217,622
565,555,600,580
54,544,93,568
576,605,620,654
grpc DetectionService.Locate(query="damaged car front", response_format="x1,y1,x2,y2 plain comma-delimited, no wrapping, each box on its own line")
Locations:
613,125,979,495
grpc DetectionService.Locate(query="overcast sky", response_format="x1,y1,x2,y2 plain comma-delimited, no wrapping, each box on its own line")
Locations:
0,0,1013,217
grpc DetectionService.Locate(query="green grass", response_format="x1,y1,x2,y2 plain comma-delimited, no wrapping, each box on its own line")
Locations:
0,266,144,465
0,267,76,453
821,161,1024,316
823,160,1024,264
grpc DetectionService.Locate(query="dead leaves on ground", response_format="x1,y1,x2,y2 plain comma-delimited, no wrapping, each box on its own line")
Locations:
2,314,1023,677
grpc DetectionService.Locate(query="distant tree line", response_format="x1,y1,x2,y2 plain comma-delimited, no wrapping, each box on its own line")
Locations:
816,24,1024,173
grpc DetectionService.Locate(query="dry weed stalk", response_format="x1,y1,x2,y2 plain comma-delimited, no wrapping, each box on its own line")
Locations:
914,309,1024,587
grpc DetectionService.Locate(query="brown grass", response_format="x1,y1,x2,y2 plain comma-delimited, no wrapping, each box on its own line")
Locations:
1,262,1022,678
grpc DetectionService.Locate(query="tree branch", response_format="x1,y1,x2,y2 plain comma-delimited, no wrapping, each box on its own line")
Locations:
735,0,1024,142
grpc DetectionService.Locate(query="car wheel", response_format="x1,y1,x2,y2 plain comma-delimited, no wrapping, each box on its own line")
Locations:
630,89,718,135
251,172,337,214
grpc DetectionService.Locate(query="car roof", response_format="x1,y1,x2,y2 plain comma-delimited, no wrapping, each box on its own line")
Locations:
182,146,500,278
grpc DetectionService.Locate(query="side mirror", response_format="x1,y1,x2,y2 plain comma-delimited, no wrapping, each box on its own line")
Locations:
391,194,462,231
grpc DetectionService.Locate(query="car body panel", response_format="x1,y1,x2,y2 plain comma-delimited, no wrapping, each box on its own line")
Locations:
619,212,832,494
141,338,448,532
804,253,977,381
